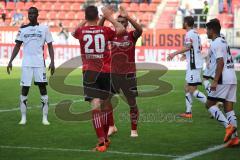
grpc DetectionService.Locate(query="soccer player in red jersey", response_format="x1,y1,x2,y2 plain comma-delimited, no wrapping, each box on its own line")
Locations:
72,6,125,152
99,6,143,137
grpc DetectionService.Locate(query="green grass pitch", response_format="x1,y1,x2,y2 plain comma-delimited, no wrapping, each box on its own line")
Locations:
0,67,239,160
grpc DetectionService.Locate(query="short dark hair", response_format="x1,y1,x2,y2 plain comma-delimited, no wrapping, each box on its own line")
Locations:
184,16,194,27
28,7,38,14
85,6,98,21
206,18,221,34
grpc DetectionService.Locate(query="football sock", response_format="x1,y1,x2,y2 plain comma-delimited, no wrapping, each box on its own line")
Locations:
130,106,139,130
92,109,106,140
185,92,192,113
106,103,114,126
41,95,49,120
203,79,211,93
101,109,109,139
20,95,27,120
208,105,229,128
193,90,207,104
226,110,238,138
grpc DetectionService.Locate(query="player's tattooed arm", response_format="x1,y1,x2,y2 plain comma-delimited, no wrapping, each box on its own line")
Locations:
211,57,224,91
47,42,55,75
102,6,125,35
7,41,22,74
119,6,143,39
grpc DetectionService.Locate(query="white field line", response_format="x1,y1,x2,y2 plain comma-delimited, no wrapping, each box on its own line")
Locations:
0,99,84,113
173,144,225,160
0,145,180,158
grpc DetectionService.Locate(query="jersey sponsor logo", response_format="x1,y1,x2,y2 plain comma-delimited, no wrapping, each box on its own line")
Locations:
85,54,104,59
24,33,42,38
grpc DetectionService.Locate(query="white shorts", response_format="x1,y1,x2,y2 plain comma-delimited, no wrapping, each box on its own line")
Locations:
208,84,237,103
20,67,47,86
203,67,215,79
185,68,202,86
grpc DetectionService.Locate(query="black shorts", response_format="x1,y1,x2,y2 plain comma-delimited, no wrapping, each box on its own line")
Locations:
111,73,138,98
83,70,112,102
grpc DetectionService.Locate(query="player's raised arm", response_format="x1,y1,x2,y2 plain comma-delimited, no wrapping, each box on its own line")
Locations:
119,6,142,39
167,46,191,61
7,36,23,74
98,17,106,26
102,6,125,36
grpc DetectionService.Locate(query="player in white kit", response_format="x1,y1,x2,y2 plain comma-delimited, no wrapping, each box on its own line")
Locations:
205,19,239,147
167,16,207,118
7,7,55,125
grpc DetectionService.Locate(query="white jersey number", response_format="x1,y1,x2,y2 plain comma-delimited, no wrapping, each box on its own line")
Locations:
83,34,105,54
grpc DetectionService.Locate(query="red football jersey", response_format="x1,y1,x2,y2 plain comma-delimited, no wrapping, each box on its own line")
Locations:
73,26,116,73
111,31,137,74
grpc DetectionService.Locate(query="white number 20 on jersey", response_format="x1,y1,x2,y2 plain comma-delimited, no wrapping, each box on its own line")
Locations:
83,34,105,54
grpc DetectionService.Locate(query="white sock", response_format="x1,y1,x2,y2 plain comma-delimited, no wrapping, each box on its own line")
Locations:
208,105,229,128
193,90,207,104
203,80,211,93
20,95,27,120
185,92,192,113
41,95,49,120
226,110,238,138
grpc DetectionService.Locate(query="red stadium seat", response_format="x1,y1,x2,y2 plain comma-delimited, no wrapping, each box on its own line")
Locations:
122,0,131,3
39,11,47,20
71,3,81,11
33,2,45,11
65,11,75,19
152,0,161,3
62,3,71,11
75,11,84,20
16,2,25,10
57,11,66,20
52,3,62,11
24,2,34,10
47,11,57,20
139,3,149,12
44,2,52,11
148,3,157,12
6,2,15,10
128,3,139,12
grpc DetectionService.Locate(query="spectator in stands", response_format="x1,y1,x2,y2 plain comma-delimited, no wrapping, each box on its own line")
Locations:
0,3,6,20
57,22,69,44
227,0,232,14
200,1,209,28
10,8,25,26
219,0,224,13
179,3,194,17
0,13,7,26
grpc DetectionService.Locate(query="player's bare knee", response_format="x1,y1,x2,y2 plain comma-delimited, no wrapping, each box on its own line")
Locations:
188,86,197,94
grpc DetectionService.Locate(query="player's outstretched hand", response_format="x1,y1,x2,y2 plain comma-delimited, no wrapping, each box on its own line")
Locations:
167,53,175,61
180,54,186,61
101,6,114,19
49,62,55,75
119,6,128,18
7,62,12,75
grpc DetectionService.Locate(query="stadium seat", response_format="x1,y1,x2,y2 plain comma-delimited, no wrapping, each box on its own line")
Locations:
47,11,57,20
71,3,81,11
6,2,15,10
33,2,45,11
152,0,161,3
128,3,139,12
65,11,75,19
75,11,84,20
148,3,158,12
16,2,25,10
39,11,47,20
122,0,131,3
52,3,62,11
57,11,66,20
139,3,149,12
62,3,71,11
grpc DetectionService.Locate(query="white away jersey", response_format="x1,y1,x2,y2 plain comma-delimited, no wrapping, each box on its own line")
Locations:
16,24,53,67
184,29,204,70
209,37,237,84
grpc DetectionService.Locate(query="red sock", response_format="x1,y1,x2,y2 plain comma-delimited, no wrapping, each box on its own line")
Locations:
130,107,139,130
107,104,114,126
92,109,106,141
101,110,109,138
